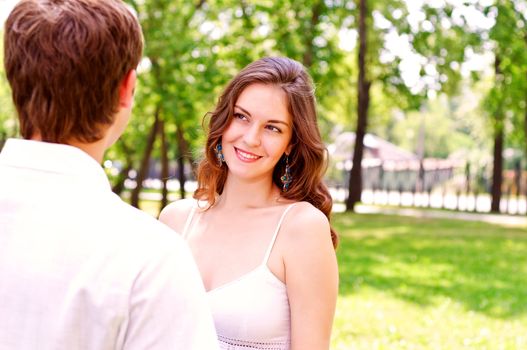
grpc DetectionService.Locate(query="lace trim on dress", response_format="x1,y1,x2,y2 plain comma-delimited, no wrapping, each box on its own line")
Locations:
218,335,290,350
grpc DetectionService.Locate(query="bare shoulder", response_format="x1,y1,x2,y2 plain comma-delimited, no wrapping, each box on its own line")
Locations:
280,201,338,290
279,202,338,349
158,198,196,234
282,201,331,241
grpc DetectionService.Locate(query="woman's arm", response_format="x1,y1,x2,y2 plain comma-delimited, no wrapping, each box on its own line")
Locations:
283,203,339,350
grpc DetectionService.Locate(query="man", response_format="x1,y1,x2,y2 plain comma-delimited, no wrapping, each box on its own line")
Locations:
0,1,218,349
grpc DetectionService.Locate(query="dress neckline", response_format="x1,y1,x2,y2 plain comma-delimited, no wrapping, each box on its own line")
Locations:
184,202,296,294
206,264,286,294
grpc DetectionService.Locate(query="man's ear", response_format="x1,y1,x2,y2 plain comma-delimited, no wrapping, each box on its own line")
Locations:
119,70,137,109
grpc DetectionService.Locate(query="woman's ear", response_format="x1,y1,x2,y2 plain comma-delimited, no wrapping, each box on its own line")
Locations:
286,144,293,156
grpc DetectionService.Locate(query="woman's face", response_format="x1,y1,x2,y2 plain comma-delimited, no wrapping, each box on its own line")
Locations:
221,83,293,184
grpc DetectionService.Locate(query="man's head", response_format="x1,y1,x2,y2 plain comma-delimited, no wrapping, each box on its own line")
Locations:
4,0,143,144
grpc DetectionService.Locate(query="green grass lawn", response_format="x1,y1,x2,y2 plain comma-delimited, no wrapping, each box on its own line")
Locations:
331,213,527,350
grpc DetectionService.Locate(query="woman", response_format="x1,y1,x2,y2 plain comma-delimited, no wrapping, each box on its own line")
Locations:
160,56,338,350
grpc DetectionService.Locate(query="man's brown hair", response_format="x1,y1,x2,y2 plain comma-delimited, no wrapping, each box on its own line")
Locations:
4,0,143,143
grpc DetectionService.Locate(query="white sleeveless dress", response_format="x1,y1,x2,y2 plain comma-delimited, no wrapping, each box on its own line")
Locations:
182,203,295,350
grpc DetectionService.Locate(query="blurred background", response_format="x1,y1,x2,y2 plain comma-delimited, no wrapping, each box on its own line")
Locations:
1,0,526,349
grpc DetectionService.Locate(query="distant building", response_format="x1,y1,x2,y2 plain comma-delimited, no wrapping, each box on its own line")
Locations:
328,132,418,171
328,132,459,192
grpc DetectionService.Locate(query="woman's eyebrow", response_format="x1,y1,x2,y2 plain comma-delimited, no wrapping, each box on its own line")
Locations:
267,119,290,126
234,105,252,117
235,104,291,127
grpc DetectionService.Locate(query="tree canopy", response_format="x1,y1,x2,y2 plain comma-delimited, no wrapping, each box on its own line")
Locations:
0,0,525,213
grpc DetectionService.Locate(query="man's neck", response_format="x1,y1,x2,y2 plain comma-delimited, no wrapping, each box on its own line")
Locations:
67,139,106,163
30,134,107,164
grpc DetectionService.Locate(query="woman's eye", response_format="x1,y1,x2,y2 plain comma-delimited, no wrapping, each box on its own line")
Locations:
234,113,248,121
266,125,282,133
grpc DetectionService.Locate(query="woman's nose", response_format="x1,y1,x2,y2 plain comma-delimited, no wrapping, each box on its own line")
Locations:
243,125,261,147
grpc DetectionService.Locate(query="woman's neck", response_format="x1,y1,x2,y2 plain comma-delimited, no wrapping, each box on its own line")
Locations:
218,175,282,210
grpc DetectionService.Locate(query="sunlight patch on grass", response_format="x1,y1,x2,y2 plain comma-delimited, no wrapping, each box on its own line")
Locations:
333,290,527,349
332,213,527,349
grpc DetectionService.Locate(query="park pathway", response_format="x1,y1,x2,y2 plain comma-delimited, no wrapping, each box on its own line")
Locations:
332,203,527,228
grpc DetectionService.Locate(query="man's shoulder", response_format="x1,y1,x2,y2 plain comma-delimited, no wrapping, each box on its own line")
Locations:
91,194,187,253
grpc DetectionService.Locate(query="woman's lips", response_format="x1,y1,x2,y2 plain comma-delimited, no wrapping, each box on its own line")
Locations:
235,147,261,162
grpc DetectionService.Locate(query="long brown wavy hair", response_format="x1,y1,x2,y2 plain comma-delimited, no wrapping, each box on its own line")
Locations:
195,57,338,248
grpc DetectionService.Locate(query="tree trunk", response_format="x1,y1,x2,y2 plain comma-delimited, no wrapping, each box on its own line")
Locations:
346,0,371,211
112,161,133,196
131,107,160,208
522,33,527,214
524,89,527,215
188,150,197,176
491,55,503,213
159,119,169,212
175,124,188,199
111,141,134,196
0,134,6,151
302,0,324,68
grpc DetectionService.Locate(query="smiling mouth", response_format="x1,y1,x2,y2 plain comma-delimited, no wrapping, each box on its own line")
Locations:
234,147,262,162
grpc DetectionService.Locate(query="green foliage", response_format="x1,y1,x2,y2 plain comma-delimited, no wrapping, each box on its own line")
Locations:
125,0,225,153
0,31,17,147
385,91,491,159
1,0,525,184
213,0,353,139
332,212,527,349
485,0,527,154
113,0,356,178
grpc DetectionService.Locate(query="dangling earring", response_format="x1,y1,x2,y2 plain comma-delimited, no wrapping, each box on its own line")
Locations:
215,143,225,166
280,154,292,192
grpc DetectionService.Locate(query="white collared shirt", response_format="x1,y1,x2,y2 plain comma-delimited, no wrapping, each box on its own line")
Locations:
0,139,219,350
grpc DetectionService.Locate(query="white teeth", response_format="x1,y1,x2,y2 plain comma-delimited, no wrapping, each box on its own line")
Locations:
237,149,259,160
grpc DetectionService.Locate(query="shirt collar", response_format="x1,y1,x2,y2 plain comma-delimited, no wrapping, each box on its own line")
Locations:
0,138,111,191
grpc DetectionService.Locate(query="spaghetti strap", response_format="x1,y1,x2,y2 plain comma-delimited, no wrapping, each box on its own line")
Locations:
262,203,296,264
181,203,197,239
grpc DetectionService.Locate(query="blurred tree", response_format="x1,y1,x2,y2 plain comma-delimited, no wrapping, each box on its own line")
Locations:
484,0,527,212
217,0,352,135
121,0,225,209
344,0,485,211
0,31,17,149
87,0,510,216
115,0,354,211
346,0,370,211
391,92,490,159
